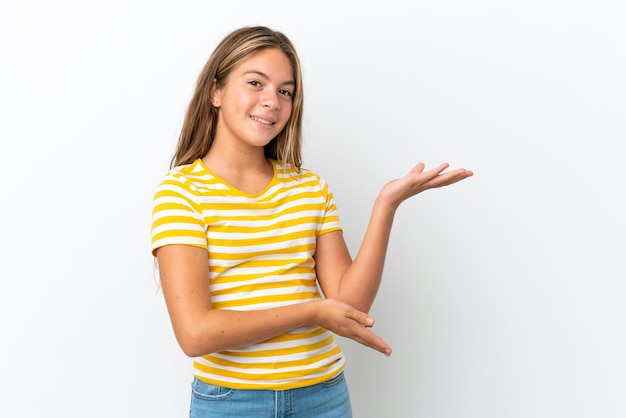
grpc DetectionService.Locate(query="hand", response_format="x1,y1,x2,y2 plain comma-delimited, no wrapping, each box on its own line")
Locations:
316,298,392,356
380,162,473,208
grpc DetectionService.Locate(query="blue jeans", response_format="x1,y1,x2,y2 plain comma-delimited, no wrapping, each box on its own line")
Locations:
189,372,352,418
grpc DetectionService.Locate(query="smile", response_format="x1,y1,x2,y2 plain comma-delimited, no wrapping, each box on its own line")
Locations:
250,115,274,125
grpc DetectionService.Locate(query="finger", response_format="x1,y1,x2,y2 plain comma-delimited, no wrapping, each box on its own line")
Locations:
409,162,425,175
354,331,392,357
427,162,450,175
349,310,375,327
443,168,474,184
419,163,450,182
429,168,473,188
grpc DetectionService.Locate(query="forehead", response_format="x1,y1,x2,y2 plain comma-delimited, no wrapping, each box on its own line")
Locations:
234,48,294,82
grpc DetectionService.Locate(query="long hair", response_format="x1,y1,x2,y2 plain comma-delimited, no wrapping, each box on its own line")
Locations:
171,26,304,170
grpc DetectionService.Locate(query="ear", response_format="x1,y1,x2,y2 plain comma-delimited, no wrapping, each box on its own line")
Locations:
209,79,221,107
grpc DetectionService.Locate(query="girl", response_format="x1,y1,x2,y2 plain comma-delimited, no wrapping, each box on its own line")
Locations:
151,25,472,418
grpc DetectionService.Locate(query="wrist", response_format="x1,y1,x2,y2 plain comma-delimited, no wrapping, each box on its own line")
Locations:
374,193,400,214
306,299,324,327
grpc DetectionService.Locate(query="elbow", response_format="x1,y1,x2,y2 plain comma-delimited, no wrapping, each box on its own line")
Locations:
179,342,204,358
336,293,374,314
171,310,227,356
175,327,212,358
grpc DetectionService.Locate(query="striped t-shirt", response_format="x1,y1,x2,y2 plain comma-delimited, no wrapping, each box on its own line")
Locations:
151,158,346,390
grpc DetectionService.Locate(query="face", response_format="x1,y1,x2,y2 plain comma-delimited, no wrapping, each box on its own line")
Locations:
212,48,294,151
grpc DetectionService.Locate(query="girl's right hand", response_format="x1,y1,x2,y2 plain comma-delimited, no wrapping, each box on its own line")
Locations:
315,298,392,356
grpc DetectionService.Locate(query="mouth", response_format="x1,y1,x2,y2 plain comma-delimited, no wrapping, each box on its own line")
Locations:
250,115,275,125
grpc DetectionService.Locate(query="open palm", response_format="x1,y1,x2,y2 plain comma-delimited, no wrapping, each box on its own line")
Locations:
380,163,474,208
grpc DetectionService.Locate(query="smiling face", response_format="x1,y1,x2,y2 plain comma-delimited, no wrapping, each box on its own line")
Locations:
211,48,295,153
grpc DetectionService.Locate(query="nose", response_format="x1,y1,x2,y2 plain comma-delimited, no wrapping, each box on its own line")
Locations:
261,90,280,110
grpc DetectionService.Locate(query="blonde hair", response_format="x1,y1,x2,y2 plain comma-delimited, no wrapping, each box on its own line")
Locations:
171,26,304,170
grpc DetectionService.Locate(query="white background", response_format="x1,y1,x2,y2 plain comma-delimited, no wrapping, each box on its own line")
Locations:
1,1,625,417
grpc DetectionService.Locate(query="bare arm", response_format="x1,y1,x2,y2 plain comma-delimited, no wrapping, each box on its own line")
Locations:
156,244,391,357
316,162,473,313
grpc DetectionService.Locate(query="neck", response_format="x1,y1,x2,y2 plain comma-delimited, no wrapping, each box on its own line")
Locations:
202,144,272,178
202,146,274,195
203,137,270,172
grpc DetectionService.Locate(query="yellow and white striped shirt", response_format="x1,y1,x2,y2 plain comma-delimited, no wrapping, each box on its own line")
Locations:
151,158,346,389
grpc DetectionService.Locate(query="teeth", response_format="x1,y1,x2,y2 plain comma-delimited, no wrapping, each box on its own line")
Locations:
251,116,273,125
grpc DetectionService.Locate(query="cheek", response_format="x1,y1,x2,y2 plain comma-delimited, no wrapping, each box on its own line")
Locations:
231,91,256,112
280,102,293,120
278,110,292,131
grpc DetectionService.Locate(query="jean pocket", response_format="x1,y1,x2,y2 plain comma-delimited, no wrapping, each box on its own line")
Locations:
319,371,345,388
191,377,235,401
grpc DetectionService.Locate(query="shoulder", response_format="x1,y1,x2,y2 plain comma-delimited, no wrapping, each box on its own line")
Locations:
274,161,327,184
272,162,336,199
157,159,228,194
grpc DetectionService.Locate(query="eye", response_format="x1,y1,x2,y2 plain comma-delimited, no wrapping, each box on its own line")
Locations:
249,80,262,87
278,89,293,98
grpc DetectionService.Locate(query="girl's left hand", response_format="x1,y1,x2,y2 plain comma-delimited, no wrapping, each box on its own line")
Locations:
379,163,473,208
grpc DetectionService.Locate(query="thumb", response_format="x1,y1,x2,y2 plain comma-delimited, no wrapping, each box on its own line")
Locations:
351,311,375,327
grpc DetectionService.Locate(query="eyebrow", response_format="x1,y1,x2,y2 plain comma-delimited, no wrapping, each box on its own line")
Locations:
243,70,295,87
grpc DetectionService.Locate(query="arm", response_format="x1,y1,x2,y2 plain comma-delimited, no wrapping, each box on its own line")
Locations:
315,162,473,312
156,244,392,357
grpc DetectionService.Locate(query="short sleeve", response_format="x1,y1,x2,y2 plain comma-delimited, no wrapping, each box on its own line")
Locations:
150,174,208,255
318,178,342,236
